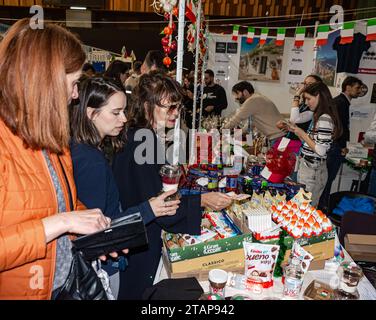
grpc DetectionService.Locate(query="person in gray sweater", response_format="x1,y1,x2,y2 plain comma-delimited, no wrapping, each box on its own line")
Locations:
223,81,284,143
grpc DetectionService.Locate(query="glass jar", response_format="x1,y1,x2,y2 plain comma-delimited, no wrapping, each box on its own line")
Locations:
336,262,363,300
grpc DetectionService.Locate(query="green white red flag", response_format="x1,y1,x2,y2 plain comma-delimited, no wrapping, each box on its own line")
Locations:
259,28,269,46
366,19,376,41
275,28,286,46
232,25,240,41
294,27,306,47
340,22,355,44
247,27,255,44
316,25,330,46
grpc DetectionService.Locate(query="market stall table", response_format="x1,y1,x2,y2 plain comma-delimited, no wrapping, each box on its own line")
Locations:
154,244,376,300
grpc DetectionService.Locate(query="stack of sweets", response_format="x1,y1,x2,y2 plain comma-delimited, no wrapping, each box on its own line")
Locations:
270,199,333,239
244,207,272,233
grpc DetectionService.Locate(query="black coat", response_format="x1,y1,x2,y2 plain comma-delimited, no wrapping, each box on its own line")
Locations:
112,128,202,299
333,93,351,149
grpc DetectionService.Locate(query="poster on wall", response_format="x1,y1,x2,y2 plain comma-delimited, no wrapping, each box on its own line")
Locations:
213,42,231,91
313,30,339,87
358,42,376,75
239,37,284,82
286,46,306,86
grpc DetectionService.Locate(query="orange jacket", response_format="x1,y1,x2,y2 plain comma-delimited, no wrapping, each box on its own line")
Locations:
0,119,81,299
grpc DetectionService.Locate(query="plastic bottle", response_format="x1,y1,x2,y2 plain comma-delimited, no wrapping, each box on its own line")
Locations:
225,169,238,193
242,177,253,195
282,257,304,299
227,272,247,290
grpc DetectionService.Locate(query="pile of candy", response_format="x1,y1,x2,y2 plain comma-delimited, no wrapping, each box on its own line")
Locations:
270,200,333,239
164,211,240,249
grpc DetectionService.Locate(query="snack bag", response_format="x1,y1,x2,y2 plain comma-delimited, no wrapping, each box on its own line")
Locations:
249,193,263,209
262,190,274,210
164,233,179,249
289,242,314,274
243,242,280,288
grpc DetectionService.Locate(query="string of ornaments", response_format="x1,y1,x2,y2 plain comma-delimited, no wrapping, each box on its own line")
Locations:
153,0,207,68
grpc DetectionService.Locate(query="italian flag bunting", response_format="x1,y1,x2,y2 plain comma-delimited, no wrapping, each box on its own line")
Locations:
316,25,330,46
366,19,376,41
294,27,306,47
275,28,286,46
259,28,269,46
246,27,255,44
232,25,240,41
340,22,355,44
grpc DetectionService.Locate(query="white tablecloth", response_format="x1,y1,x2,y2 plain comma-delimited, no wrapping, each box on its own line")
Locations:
154,248,376,300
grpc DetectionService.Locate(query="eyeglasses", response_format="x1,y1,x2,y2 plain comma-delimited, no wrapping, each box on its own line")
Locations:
158,102,184,114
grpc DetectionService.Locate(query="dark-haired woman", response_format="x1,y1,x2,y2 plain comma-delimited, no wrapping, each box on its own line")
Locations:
289,82,342,207
104,60,131,86
69,77,181,298
112,71,233,299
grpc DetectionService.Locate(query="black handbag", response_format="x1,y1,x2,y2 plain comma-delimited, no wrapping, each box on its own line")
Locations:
54,248,108,300
53,156,108,300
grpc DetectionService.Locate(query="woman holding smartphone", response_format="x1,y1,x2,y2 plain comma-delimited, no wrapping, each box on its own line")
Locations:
288,82,341,207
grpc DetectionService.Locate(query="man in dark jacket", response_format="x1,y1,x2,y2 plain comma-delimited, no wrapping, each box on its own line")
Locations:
319,76,363,211
202,69,228,117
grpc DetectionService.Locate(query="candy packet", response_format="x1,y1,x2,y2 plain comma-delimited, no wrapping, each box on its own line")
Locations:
262,190,274,210
288,241,314,274
164,233,180,249
243,242,280,288
181,227,217,246
249,193,263,209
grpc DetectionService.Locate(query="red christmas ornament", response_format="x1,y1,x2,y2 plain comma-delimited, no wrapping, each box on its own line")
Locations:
171,23,176,31
163,46,171,55
172,7,179,16
163,26,172,36
164,12,170,20
161,37,169,47
170,40,177,51
163,56,172,67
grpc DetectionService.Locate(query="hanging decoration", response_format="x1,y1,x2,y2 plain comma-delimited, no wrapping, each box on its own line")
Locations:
366,18,376,41
315,25,330,46
259,28,269,46
246,27,255,44
185,1,196,23
186,0,199,53
340,22,355,44
232,25,240,41
275,28,286,46
154,0,179,68
294,27,306,48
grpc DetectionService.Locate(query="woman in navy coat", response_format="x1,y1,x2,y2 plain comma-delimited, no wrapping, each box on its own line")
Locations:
69,76,181,297
113,72,233,299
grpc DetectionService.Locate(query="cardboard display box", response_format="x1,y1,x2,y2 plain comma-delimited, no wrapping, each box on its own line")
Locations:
254,228,336,271
344,234,376,263
163,209,336,278
162,212,253,278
